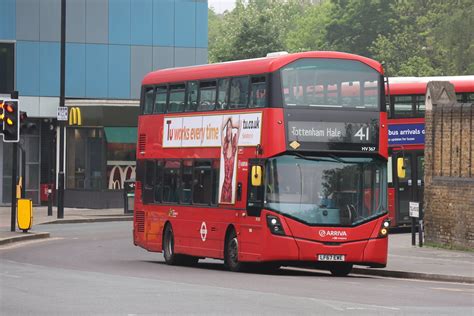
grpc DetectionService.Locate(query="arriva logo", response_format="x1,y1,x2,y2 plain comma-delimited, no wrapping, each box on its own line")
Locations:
319,230,348,238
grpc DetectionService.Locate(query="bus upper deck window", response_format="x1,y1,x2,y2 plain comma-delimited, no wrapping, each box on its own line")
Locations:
250,76,266,108
394,95,414,117
280,58,380,109
197,81,217,111
168,84,186,113
415,95,425,116
154,86,167,114
186,81,198,112
217,79,229,110
143,88,154,114
229,76,249,108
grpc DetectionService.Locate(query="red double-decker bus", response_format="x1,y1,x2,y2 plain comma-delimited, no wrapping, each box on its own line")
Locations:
386,76,474,226
133,51,390,276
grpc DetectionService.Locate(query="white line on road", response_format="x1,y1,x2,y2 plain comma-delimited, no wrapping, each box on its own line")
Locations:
431,287,474,293
0,272,21,278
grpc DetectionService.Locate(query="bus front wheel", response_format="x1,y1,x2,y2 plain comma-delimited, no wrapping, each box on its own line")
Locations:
329,263,353,277
224,230,246,272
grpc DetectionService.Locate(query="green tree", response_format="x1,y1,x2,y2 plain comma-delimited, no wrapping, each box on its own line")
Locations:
433,0,474,74
285,1,334,52
209,0,308,62
325,0,396,57
371,0,474,76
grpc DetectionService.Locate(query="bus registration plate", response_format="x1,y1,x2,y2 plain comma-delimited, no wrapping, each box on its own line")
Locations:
317,254,345,262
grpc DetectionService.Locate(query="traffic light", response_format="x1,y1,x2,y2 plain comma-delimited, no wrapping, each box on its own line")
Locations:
1,99,19,142
20,111,37,134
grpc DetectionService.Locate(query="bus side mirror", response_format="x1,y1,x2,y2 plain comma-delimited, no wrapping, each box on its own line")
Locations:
397,158,406,179
251,166,263,186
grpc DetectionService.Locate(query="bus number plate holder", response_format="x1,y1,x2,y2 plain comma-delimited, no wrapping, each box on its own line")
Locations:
317,254,345,262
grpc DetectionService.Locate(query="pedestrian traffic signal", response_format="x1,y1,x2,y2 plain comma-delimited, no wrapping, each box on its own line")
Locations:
1,99,19,142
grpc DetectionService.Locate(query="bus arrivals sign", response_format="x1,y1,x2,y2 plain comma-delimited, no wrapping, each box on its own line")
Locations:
388,123,425,146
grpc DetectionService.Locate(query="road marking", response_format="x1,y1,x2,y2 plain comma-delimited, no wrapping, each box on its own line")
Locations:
431,287,474,293
311,298,344,311
347,304,400,311
0,272,21,278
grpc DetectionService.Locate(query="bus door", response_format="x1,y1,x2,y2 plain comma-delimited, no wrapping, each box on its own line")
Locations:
394,151,424,225
239,159,265,257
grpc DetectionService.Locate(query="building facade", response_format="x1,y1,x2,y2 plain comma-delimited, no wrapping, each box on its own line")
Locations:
0,0,208,207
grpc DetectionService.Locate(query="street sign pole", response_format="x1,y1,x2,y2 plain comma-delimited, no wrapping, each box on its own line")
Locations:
57,0,66,219
10,143,17,232
409,201,420,246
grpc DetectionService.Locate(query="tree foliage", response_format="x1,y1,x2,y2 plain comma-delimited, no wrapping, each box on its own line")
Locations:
209,0,474,76
209,0,308,62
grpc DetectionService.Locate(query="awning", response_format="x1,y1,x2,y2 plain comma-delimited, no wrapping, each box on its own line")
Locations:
104,127,137,144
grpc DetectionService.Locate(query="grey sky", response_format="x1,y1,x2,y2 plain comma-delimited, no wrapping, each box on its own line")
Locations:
208,0,236,13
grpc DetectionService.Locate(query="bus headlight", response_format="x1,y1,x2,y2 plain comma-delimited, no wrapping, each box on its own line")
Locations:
266,215,285,236
379,219,390,237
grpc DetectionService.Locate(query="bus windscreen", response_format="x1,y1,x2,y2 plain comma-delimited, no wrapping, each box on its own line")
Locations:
265,155,387,226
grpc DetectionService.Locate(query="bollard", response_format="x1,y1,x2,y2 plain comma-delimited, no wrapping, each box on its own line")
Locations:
47,185,53,216
17,199,33,233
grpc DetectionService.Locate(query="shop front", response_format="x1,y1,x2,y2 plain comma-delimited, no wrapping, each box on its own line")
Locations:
64,103,138,208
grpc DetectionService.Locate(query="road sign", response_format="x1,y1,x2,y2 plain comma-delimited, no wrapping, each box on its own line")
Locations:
57,106,68,121
409,202,420,218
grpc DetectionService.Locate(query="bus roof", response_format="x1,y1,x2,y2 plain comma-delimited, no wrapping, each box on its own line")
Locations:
388,76,474,95
142,51,384,86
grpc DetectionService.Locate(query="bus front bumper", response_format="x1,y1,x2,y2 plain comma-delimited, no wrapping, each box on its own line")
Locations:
259,234,388,268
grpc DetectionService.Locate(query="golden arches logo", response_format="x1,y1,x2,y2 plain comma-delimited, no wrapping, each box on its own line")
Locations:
69,107,82,126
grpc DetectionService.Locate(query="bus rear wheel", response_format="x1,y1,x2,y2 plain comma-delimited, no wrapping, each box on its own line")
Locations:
163,224,199,266
224,230,247,272
163,224,179,265
329,263,353,277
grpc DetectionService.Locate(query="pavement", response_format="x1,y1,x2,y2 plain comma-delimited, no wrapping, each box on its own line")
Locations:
0,206,132,245
0,205,472,284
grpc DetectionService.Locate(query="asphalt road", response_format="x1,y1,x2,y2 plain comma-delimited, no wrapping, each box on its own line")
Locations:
1,222,473,315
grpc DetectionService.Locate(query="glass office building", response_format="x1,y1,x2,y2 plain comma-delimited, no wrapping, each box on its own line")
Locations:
0,0,208,207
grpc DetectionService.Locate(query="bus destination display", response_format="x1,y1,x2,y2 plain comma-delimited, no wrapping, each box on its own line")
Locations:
287,121,379,152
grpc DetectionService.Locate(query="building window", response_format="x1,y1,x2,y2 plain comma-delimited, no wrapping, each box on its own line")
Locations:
0,43,14,94
66,128,105,190
105,127,137,190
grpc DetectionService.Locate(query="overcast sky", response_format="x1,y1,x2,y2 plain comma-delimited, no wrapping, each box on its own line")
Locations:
208,0,236,13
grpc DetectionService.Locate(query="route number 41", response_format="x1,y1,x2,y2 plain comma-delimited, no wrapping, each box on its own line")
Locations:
355,127,370,141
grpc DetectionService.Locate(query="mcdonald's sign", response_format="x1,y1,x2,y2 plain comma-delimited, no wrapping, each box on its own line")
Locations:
69,107,82,126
